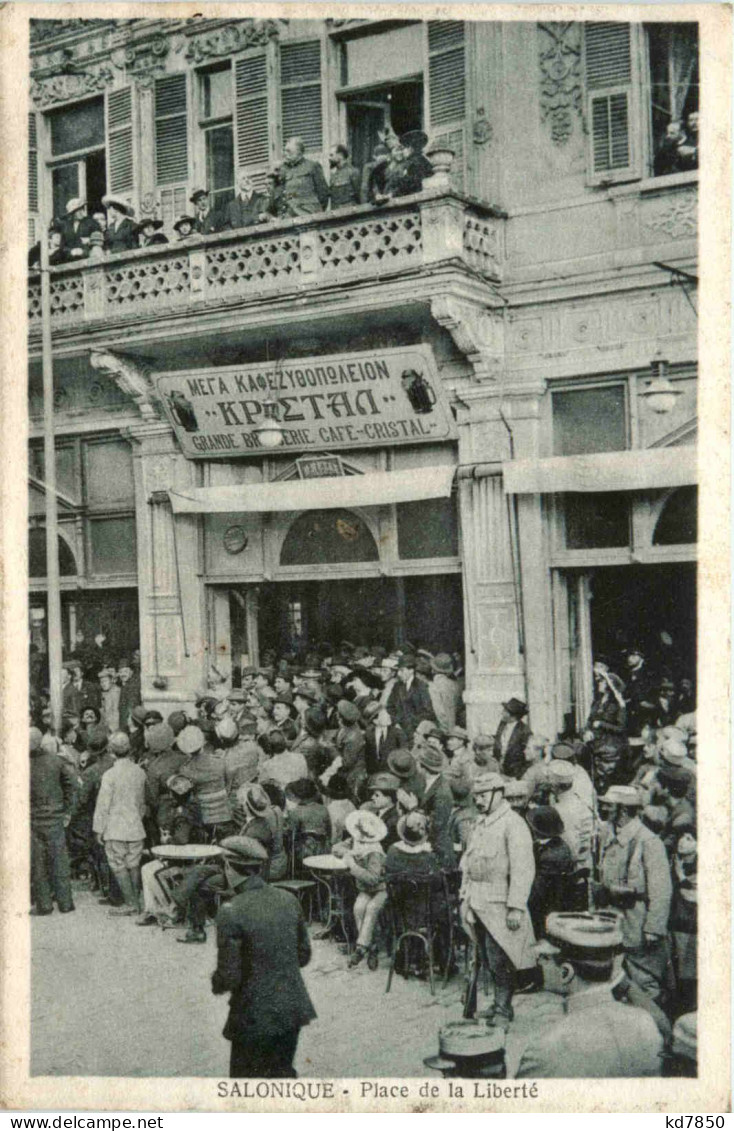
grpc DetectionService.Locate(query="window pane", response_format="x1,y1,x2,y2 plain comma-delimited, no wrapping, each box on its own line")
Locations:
280,510,379,566
30,445,80,503
553,386,627,456
201,66,232,120
206,124,234,192
648,24,699,177
28,529,77,577
52,163,80,221
564,493,630,549
653,486,697,545
397,497,458,559
345,24,424,86
49,97,104,156
85,441,135,506
89,517,137,574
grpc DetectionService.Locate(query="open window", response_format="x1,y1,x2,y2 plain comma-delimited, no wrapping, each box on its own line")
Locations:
648,23,699,178
198,62,236,214
47,95,107,218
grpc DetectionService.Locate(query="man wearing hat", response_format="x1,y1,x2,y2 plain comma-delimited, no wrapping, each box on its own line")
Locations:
598,785,673,1005
444,726,473,779
362,771,401,847
190,188,220,235
387,656,436,743
387,747,426,808
428,653,462,732
30,727,77,915
550,740,594,808
461,773,536,1028
549,761,593,879
654,765,695,852
103,196,137,252
59,196,100,259
334,699,366,798
515,912,663,1077
525,807,575,940
117,658,141,731
364,704,404,775
503,778,531,814
145,723,188,836
493,698,531,780
212,836,316,1076
625,647,657,737
411,744,454,868
92,732,147,916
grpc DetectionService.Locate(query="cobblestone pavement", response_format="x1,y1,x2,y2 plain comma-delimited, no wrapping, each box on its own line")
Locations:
32,885,564,1078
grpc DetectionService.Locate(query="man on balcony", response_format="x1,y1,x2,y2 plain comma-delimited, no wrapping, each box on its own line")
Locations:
328,145,361,210
191,188,221,236
60,197,101,260
281,137,329,217
224,171,269,231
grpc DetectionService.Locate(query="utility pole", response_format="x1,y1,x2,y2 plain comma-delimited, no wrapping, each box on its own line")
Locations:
39,225,63,729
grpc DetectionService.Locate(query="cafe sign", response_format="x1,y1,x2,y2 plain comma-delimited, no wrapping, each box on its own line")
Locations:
156,345,456,460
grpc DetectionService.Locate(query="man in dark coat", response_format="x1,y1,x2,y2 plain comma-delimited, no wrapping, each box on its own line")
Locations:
386,656,436,743
191,188,221,235
281,136,329,216
624,648,657,737
224,171,268,230
211,836,317,1077
328,144,361,209
30,726,77,914
493,697,531,780
364,704,405,774
117,658,141,731
59,197,101,260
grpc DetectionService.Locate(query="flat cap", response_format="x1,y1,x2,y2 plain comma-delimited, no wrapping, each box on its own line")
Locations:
220,836,268,865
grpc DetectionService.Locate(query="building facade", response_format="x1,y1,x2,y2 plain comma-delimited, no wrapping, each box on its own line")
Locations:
29,16,698,737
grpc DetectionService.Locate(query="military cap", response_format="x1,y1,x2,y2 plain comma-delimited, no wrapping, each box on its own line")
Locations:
548,761,575,786
543,911,624,961
220,835,268,865
337,699,359,723
176,725,205,756
147,722,174,754
503,778,530,798
551,741,576,761
472,772,506,796
599,785,644,807
109,732,131,755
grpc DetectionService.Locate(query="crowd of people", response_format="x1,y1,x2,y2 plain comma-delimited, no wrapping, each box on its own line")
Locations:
29,130,435,270
29,635,697,1078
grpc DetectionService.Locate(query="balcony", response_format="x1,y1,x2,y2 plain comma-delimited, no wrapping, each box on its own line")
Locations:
28,189,505,339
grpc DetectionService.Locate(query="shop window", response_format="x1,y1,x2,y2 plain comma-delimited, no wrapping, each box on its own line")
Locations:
29,529,77,577
89,516,137,574
653,486,697,545
564,493,630,549
29,444,80,503
396,497,458,559
280,509,379,566
552,385,627,456
84,439,135,506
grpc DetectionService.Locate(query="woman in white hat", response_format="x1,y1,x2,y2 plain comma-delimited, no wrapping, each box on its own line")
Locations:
333,809,387,968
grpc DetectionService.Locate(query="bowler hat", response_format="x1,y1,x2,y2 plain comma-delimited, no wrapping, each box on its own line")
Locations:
345,809,387,844
287,778,320,804
337,699,359,724
367,772,400,794
417,745,443,774
431,653,454,675
173,214,196,233
189,188,209,204
220,835,268,865
147,722,174,754
143,710,164,726
397,811,429,845
502,697,528,719
472,772,505,796
109,731,131,756
167,710,189,736
526,805,564,839
387,748,416,779
176,725,205,756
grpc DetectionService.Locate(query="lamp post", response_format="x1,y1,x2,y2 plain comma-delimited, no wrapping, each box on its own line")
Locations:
40,224,63,729
640,349,683,415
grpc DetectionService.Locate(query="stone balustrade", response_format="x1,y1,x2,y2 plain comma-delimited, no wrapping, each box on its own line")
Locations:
28,189,505,335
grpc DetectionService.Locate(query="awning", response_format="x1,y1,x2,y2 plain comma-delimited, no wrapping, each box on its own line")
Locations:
168,465,456,514
503,447,697,495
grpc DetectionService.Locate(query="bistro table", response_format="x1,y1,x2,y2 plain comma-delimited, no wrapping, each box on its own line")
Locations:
303,854,354,949
149,844,224,928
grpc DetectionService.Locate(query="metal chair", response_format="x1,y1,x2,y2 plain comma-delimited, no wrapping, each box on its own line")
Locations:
271,827,318,920
385,871,453,995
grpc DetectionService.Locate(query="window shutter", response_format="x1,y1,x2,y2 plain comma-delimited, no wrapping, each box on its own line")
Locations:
234,51,271,175
427,21,466,191
106,87,134,196
584,23,639,183
29,112,38,244
160,185,187,230
279,41,322,154
155,75,188,185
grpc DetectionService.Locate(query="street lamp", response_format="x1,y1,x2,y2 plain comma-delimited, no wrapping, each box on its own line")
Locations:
640,349,683,415
253,397,285,448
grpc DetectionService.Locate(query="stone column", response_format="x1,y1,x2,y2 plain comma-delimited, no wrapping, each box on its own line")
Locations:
124,420,207,712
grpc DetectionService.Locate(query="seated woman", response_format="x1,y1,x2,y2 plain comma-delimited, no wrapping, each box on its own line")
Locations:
285,778,330,870
333,810,387,968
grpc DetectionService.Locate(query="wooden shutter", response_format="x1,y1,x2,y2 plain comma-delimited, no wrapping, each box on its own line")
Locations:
585,23,640,183
155,75,188,184
106,87,134,196
279,41,323,154
29,112,38,244
427,21,466,191
233,50,271,181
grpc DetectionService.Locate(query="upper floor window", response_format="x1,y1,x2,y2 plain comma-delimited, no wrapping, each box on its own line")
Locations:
198,63,235,214
584,21,699,184
552,384,628,456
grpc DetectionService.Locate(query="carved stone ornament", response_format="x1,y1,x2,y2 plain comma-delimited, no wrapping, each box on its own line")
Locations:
473,107,493,147
538,22,582,146
431,296,502,384
184,20,280,63
111,32,169,86
89,349,159,421
30,64,114,107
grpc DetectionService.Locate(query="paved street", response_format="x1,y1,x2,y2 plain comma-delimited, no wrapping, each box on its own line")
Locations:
31,883,563,1079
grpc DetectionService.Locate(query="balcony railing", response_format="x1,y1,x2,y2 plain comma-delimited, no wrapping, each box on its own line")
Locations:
28,189,505,335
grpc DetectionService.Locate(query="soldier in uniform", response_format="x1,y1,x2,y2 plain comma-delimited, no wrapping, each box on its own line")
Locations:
281,136,329,217
515,911,663,1077
598,785,673,1007
328,144,361,209
211,836,316,1077
460,773,536,1029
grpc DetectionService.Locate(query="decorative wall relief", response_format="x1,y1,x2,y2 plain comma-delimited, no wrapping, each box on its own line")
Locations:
641,190,697,242
111,32,170,87
472,107,493,147
184,20,280,62
538,22,582,146
30,64,114,106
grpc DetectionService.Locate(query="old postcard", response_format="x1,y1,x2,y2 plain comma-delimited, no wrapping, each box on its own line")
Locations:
0,0,730,1114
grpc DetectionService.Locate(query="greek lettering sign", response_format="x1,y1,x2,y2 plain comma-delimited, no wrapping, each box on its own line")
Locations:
156,346,456,459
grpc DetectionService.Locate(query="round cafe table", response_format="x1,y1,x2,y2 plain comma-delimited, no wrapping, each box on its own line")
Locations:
303,854,354,947
149,844,224,927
